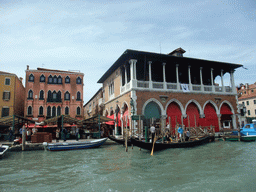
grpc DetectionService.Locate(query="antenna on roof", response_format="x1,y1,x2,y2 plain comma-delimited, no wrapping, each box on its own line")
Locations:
242,66,248,70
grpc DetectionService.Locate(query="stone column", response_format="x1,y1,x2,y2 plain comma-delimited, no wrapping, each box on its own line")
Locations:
232,114,237,130
149,61,153,89
211,68,215,92
163,63,167,89
176,64,180,91
200,67,203,91
217,114,222,132
124,65,127,85
221,69,224,92
129,60,134,81
188,65,192,90
134,60,137,80
230,69,236,93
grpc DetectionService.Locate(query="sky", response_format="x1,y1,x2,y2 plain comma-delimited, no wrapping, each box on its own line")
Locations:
1,0,256,103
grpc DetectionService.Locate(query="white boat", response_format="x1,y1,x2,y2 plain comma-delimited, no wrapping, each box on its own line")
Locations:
0,145,9,159
43,138,108,151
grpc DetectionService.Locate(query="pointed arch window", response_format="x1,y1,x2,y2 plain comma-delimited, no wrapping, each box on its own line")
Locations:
39,90,44,100
28,106,32,115
58,76,62,84
76,77,82,84
40,75,45,82
77,91,81,101
48,75,53,84
47,106,51,117
39,106,44,116
52,91,57,100
57,106,61,116
28,74,34,82
64,91,70,100
65,76,70,84
52,106,56,117
28,90,33,99
53,75,58,84
77,107,81,115
47,90,52,102
65,107,69,115
57,91,61,102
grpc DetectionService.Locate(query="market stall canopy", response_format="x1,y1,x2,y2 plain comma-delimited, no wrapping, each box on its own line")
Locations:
83,115,113,124
41,115,83,126
0,115,35,127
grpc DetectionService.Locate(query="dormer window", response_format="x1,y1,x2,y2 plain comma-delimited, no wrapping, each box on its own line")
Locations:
28,74,34,82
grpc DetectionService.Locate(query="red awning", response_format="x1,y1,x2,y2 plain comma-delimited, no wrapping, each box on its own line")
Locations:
220,104,233,115
106,115,115,125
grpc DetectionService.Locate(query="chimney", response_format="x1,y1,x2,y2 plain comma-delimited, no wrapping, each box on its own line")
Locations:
19,77,23,83
168,47,186,57
27,65,29,70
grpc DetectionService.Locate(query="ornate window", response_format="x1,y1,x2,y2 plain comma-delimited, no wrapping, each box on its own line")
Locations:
65,107,69,115
52,106,56,117
76,77,82,84
53,75,58,84
77,107,81,115
65,76,70,84
28,74,34,82
57,106,61,116
58,76,62,84
57,91,62,102
47,106,51,117
64,91,70,100
52,91,57,100
28,106,32,115
47,90,52,102
28,90,33,99
39,90,44,100
40,75,45,82
48,75,53,84
77,92,81,100
39,106,44,115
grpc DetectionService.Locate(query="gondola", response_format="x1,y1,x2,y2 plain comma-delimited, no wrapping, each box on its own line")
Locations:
43,138,108,151
108,135,132,146
131,136,215,151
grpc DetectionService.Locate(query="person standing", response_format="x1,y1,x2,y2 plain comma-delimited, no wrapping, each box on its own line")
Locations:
63,128,67,142
75,126,79,141
8,127,13,142
178,125,184,142
150,124,156,143
56,128,60,142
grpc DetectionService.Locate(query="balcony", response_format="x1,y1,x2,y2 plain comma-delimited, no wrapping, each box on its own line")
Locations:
120,80,236,95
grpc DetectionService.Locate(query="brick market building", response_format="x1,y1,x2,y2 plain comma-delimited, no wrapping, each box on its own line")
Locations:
24,66,84,123
97,48,242,135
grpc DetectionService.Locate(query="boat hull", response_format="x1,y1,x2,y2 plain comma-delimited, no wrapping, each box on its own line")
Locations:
0,145,9,159
131,136,215,151
108,135,131,146
46,138,108,151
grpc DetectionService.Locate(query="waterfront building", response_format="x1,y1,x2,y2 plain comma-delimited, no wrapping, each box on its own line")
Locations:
24,66,84,122
0,71,25,118
84,88,104,119
96,48,242,135
237,83,256,124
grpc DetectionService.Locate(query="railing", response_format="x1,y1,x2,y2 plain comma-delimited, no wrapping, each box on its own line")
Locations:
120,80,235,95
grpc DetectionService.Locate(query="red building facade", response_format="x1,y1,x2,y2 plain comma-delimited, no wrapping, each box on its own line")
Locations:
24,66,84,122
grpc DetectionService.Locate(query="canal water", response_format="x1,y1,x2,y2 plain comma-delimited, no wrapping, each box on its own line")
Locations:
1,140,256,192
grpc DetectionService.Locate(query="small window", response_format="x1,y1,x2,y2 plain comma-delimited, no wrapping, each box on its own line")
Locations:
5,78,10,85
47,106,51,117
252,89,254,93
57,106,61,116
254,100,256,104
248,110,251,116
28,106,32,115
52,106,56,117
47,91,52,102
76,77,82,84
255,109,256,115
65,76,70,83
52,91,57,100
77,92,81,100
247,101,249,106
58,76,62,84
2,107,9,117
28,74,34,82
40,75,45,82
3,91,10,100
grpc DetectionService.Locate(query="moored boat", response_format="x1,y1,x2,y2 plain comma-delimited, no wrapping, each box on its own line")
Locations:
225,123,256,142
108,135,131,146
131,136,215,151
44,138,108,151
0,145,9,159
